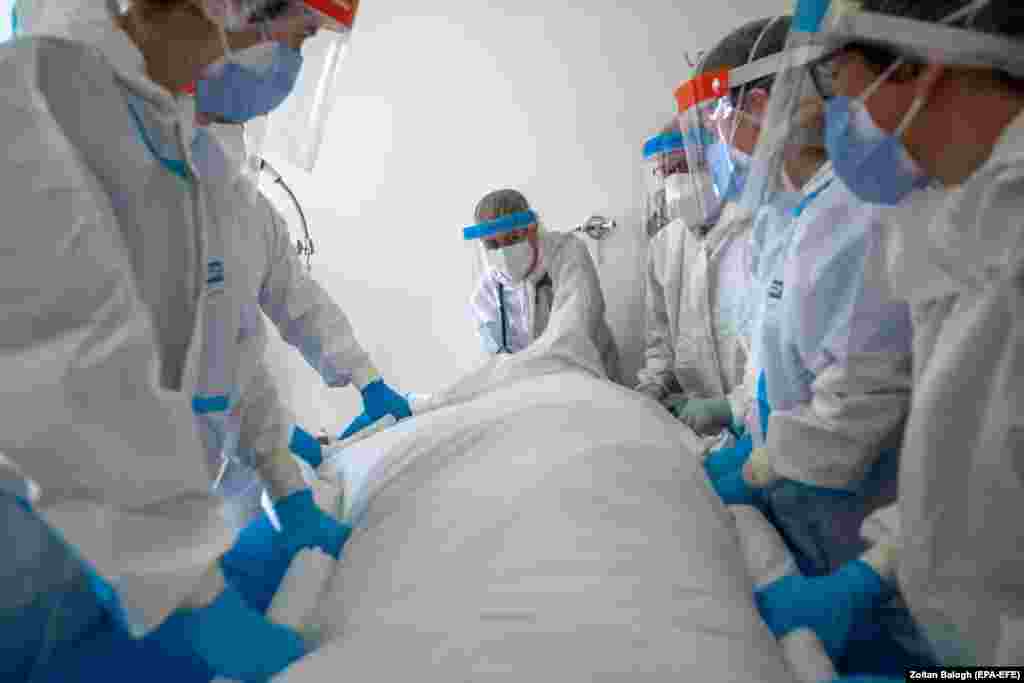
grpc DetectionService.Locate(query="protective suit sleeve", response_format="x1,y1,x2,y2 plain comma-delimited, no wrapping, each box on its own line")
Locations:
530,234,615,379
0,50,232,633
769,211,913,490
235,358,307,500
727,336,758,433
767,355,912,490
636,231,678,399
860,503,900,584
255,194,377,389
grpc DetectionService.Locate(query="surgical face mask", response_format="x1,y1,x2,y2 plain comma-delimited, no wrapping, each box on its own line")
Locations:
664,173,686,204
196,42,303,123
485,240,535,284
676,171,717,230
708,140,750,203
824,61,931,206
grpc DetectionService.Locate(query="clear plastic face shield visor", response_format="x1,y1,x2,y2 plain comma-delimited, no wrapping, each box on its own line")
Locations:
741,0,1024,214
464,209,540,293
641,129,690,238
673,18,791,231
244,0,359,173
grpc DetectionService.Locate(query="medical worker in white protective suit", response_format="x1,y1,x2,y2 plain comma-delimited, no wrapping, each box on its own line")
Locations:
0,1,376,680
661,16,802,443
744,0,1024,677
185,14,412,512
634,124,726,424
467,188,620,381
15,0,408,515
693,7,918,582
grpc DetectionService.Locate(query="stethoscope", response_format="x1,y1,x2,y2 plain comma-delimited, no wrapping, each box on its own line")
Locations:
257,157,316,272
494,274,552,355
496,281,512,354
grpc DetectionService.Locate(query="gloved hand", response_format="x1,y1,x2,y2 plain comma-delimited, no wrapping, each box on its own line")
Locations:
663,393,689,418
678,397,733,435
220,512,293,614
360,378,411,423
339,411,374,440
288,425,324,469
828,678,902,683
703,434,754,479
273,488,352,559
710,466,764,507
147,584,306,682
755,560,896,661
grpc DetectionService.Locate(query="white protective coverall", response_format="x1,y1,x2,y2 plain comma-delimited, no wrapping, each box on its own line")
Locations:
648,202,756,427
0,19,306,632
745,174,931,574
424,231,619,413
468,230,620,383
760,178,916,490
860,111,1024,667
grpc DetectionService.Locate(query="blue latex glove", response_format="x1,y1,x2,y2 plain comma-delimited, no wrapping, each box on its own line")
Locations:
663,393,689,418
829,679,902,683
148,584,305,682
678,397,733,435
220,512,295,614
755,560,896,661
360,378,411,423
710,467,763,507
288,425,324,468
703,434,754,479
273,488,352,559
339,411,374,440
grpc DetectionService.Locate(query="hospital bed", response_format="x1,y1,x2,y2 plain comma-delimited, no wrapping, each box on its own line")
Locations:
276,364,830,682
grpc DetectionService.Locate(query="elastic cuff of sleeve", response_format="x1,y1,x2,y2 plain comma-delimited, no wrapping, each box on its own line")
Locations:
747,447,779,488
862,542,899,586
256,448,307,501
351,364,380,391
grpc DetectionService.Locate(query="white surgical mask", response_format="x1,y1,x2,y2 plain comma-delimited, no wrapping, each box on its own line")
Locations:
486,240,535,283
675,170,716,230
664,173,686,204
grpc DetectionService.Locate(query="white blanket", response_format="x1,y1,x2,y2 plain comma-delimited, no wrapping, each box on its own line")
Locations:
279,367,794,681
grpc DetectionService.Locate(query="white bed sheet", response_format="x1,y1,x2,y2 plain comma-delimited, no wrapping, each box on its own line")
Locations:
279,367,795,682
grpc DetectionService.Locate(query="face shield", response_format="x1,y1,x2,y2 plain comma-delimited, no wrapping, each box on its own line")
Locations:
811,0,1021,204
673,20,793,231
641,129,693,238
734,15,833,216
464,209,540,292
244,0,360,173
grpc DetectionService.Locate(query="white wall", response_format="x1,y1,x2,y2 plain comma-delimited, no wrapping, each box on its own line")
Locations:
261,0,790,435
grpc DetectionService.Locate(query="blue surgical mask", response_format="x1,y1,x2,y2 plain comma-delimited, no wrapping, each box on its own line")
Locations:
707,140,750,203
196,43,303,123
824,68,930,206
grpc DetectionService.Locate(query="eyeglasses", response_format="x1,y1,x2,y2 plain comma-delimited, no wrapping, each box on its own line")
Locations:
808,47,846,101
808,43,910,101
483,227,530,250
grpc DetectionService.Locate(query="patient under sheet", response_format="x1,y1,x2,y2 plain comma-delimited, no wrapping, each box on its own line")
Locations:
275,356,796,681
